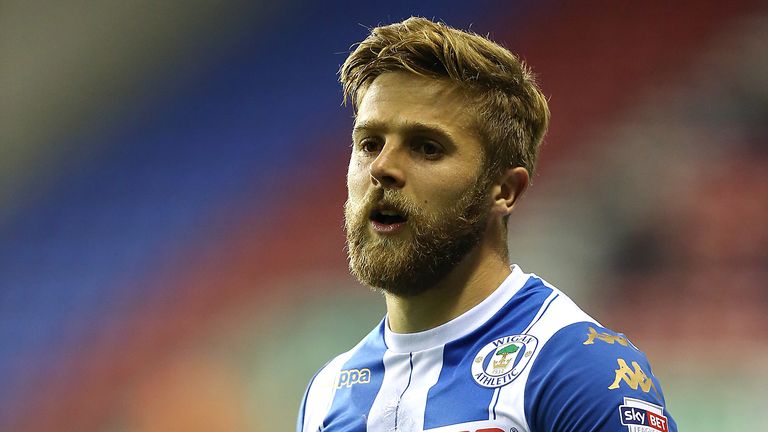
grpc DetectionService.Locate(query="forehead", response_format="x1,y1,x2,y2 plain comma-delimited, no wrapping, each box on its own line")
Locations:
354,72,478,134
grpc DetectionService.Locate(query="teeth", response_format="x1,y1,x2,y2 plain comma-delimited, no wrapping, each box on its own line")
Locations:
380,210,400,216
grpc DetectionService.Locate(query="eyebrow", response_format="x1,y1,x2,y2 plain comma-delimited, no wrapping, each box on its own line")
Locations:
352,120,458,145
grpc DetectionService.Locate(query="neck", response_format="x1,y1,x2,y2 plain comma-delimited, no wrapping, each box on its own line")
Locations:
384,235,511,334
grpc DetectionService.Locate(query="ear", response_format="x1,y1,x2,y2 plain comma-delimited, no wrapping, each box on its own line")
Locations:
491,167,529,216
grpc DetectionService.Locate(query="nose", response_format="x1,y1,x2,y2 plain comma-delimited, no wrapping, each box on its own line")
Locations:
369,143,405,189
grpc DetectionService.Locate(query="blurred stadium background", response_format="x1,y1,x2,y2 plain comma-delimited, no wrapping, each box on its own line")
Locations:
2,1,767,430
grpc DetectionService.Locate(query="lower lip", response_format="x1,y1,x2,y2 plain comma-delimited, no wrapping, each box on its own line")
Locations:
370,220,407,234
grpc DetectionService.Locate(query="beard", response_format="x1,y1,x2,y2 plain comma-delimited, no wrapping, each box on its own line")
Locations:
344,175,492,297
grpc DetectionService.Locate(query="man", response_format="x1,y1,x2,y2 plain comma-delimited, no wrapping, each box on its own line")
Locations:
297,17,676,432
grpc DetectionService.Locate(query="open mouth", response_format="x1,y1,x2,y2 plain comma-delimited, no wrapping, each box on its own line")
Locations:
369,207,408,232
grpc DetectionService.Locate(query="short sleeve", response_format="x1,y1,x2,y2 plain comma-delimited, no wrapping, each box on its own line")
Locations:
524,322,677,432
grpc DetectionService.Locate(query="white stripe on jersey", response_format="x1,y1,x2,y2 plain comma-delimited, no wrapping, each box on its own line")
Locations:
401,348,444,430
487,388,500,420
367,346,444,431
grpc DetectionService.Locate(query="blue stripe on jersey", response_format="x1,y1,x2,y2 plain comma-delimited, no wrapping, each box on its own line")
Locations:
322,321,388,430
423,276,552,429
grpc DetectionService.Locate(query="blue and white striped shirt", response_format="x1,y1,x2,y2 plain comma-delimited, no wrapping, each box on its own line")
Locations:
298,265,676,432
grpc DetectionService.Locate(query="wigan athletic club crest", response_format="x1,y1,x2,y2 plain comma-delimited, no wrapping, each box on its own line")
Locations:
471,334,538,388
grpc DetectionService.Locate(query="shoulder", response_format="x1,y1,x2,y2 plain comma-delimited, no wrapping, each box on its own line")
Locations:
296,321,386,432
296,350,350,432
524,321,677,432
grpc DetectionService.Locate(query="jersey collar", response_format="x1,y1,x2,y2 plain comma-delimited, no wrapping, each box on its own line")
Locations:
383,265,529,353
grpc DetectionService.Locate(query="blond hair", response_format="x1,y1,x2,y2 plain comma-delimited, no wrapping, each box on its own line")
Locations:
340,17,550,178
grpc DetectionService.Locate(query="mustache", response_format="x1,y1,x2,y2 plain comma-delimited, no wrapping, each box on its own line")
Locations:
348,188,420,219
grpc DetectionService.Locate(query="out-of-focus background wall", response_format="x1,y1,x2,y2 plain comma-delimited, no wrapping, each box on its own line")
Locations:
1,1,766,430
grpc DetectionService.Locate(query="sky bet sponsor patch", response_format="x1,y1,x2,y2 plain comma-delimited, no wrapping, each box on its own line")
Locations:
619,397,669,432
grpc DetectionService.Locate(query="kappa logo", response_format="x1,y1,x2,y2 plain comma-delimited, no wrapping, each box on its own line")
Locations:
471,334,538,388
583,327,630,347
618,397,669,432
336,368,371,388
609,359,659,397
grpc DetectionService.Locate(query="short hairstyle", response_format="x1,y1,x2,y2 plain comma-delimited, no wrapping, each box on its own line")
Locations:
340,17,550,178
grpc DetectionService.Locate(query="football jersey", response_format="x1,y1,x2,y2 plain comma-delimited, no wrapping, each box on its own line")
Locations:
297,265,677,432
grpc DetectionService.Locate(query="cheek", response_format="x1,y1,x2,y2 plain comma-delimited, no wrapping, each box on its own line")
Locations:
346,157,369,195
414,170,475,207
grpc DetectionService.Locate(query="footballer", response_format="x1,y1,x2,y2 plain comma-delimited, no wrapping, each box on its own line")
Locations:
297,17,676,432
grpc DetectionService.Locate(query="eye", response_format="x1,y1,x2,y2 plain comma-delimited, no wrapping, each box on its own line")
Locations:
358,139,382,154
412,140,443,159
